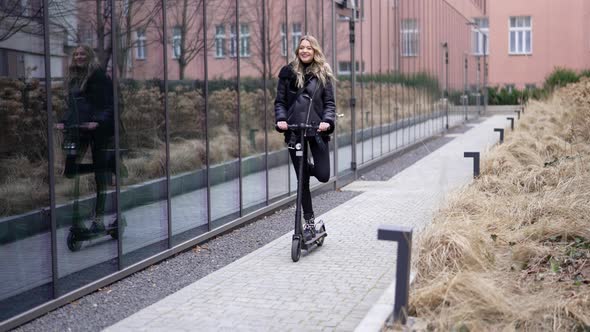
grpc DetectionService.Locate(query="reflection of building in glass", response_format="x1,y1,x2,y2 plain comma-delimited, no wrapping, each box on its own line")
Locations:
0,0,71,79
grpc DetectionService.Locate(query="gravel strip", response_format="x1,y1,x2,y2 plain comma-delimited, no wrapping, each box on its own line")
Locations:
14,133,455,332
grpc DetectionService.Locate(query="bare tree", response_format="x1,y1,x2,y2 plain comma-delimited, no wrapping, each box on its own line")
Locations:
0,0,44,42
238,0,286,79
157,0,231,80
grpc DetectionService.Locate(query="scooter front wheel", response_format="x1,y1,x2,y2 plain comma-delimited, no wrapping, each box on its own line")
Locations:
67,231,82,252
291,238,301,262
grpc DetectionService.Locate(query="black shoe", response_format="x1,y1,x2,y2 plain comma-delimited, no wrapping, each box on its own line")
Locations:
303,216,315,241
107,219,118,229
89,220,106,233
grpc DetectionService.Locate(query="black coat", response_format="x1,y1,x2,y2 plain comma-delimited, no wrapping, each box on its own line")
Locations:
62,68,114,137
274,64,336,140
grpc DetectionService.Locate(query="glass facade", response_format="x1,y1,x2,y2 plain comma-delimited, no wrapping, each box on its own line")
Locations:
0,0,485,327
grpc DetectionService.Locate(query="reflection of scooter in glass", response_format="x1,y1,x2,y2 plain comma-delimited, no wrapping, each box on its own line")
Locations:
60,124,125,252
287,123,327,262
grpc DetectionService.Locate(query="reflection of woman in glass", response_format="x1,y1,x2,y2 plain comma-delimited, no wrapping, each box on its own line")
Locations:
56,45,114,233
274,35,336,234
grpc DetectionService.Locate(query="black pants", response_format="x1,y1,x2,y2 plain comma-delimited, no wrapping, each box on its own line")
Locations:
288,136,330,220
64,134,111,218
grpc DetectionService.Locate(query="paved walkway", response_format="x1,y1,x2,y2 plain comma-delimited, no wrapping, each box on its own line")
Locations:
104,115,507,332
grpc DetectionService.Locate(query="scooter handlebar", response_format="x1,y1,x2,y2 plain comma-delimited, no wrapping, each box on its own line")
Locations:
286,123,320,131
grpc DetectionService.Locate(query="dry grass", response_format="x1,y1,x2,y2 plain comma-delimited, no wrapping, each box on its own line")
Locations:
410,86,590,331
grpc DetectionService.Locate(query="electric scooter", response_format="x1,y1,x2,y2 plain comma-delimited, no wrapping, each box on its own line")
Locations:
67,215,123,252
287,123,327,262
61,125,125,252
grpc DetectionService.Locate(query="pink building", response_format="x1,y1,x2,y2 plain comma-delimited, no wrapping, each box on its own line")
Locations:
487,0,590,88
32,0,590,91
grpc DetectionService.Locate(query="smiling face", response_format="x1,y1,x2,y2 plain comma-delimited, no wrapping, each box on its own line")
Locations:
297,39,315,64
72,47,88,67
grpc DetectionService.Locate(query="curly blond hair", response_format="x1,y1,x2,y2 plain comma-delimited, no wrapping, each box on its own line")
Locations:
67,44,101,91
290,35,335,88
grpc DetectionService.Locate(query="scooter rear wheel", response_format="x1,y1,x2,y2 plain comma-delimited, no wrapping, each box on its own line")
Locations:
291,238,301,262
316,225,326,247
67,231,82,252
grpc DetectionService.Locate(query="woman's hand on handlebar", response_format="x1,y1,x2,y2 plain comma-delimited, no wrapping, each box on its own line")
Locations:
55,122,99,130
277,121,288,131
317,122,330,132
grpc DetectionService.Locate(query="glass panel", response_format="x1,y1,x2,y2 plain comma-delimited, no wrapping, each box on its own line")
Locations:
510,17,516,28
209,0,240,228
525,31,531,53
333,4,353,174
518,31,524,53
510,31,516,53
52,0,118,296
0,0,53,318
117,0,168,267
239,0,267,215
268,1,289,202
166,0,208,246
305,0,322,40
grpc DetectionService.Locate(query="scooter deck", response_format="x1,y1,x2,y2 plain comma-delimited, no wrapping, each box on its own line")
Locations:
69,225,118,241
302,231,327,249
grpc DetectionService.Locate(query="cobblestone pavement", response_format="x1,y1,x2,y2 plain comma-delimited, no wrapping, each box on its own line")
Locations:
104,115,507,332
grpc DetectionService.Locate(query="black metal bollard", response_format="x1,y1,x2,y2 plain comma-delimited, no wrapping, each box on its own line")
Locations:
515,110,521,119
506,117,514,130
494,128,504,144
464,152,480,178
378,225,413,325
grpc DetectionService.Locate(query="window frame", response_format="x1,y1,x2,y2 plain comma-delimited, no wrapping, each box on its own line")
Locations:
215,25,226,58
239,23,250,57
401,18,419,57
135,29,147,60
229,24,237,58
291,23,302,54
280,23,287,56
471,17,489,56
172,26,181,59
509,16,532,55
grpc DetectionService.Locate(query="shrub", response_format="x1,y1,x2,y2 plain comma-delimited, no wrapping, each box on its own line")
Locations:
487,86,523,105
544,67,579,91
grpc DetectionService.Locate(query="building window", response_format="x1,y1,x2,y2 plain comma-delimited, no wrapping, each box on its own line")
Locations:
357,0,364,20
337,61,364,75
215,25,225,58
172,27,181,59
509,16,532,55
280,23,287,56
135,29,146,60
239,23,250,57
471,17,489,55
401,19,419,57
229,24,237,57
82,27,95,47
292,23,302,53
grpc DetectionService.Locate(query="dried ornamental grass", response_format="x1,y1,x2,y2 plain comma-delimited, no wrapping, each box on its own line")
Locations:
410,83,590,330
